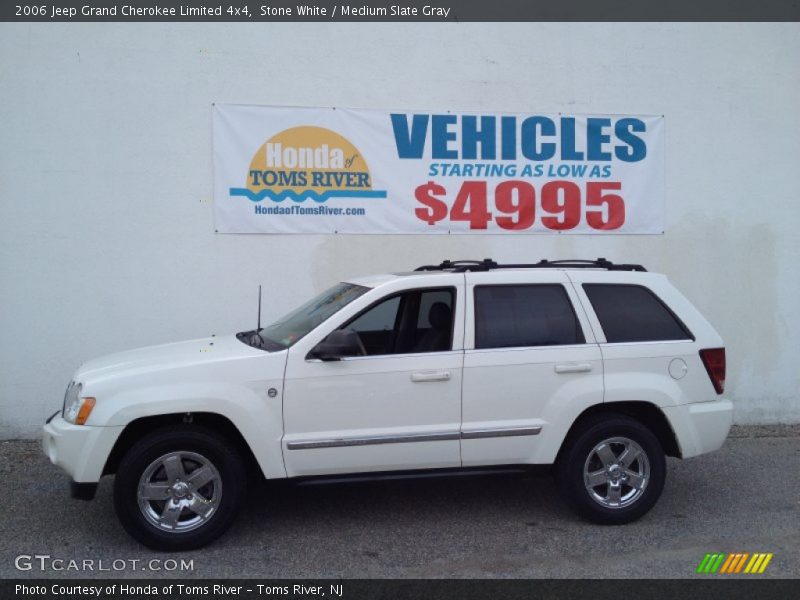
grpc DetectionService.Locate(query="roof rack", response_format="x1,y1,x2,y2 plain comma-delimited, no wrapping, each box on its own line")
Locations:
414,258,647,273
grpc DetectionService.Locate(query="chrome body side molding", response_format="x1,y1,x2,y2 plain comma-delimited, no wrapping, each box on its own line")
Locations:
286,426,542,450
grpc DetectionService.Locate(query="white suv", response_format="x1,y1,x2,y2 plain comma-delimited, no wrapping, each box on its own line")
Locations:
42,258,732,550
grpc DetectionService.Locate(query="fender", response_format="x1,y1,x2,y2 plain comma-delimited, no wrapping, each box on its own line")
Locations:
96,381,286,479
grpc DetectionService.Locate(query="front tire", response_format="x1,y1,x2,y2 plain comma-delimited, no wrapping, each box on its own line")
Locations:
113,425,246,551
555,414,666,525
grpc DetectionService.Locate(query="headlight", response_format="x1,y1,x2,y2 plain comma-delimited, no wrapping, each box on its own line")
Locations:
62,382,96,425
62,382,79,415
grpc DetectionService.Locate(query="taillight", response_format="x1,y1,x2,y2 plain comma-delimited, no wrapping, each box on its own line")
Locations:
699,348,726,394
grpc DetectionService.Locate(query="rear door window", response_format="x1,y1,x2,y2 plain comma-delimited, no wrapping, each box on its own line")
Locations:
582,284,693,343
474,285,585,349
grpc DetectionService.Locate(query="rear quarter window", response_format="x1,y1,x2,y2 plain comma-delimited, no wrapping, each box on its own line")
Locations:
582,284,693,343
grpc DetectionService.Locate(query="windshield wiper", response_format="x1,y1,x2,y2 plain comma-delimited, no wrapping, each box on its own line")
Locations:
236,330,285,352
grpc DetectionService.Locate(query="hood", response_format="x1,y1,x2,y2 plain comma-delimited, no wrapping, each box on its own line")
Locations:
75,334,278,385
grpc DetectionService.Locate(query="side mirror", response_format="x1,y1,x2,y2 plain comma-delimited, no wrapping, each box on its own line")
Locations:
308,329,363,361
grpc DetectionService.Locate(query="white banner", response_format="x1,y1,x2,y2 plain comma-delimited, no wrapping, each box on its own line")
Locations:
213,105,664,234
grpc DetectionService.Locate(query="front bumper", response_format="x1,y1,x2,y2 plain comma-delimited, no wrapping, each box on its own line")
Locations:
42,414,124,485
662,398,733,459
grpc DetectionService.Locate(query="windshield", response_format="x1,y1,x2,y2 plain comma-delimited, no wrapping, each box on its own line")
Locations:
238,282,370,351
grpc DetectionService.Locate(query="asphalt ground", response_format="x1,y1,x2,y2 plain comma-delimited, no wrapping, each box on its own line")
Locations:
1,425,798,579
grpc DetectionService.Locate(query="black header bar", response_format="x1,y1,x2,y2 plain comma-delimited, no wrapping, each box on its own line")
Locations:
3,0,800,22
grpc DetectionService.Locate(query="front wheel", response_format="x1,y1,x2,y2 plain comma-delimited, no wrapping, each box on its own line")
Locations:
555,415,666,525
113,426,246,551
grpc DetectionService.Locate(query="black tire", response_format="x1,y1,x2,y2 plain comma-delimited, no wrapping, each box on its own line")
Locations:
555,414,666,525
113,425,246,551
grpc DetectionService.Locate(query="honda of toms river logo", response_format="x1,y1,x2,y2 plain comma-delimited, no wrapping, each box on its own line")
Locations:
696,552,774,574
229,126,388,203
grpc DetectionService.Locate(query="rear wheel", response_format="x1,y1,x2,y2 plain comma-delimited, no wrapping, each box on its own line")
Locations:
555,415,666,524
113,426,246,551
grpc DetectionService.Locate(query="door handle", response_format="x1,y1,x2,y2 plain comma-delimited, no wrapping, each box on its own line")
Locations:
411,371,451,383
554,363,592,374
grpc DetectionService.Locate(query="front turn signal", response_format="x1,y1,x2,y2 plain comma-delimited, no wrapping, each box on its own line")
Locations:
75,397,96,425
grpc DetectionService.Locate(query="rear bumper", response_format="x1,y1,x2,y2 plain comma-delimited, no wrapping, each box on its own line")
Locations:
662,398,733,459
42,414,124,483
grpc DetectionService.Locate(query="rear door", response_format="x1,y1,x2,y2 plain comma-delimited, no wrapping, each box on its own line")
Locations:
461,270,603,466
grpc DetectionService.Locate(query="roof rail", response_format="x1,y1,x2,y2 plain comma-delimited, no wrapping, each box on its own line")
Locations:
414,258,647,273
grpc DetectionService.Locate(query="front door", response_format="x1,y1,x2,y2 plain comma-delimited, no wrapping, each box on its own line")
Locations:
282,278,465,477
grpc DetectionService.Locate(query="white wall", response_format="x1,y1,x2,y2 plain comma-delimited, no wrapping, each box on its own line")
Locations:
1,23,798,438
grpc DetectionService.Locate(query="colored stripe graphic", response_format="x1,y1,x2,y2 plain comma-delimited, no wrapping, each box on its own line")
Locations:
745,554,761,573
734,553,749,573
744,553,774,574
758,554,774,573
696,554,712,574
696,553,712,574
719,554,737,573
697,553,726,573
710,554,725,573
698,552,773,574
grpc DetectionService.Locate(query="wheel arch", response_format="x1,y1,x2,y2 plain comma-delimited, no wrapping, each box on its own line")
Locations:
103,412,264,479
556,401,682,463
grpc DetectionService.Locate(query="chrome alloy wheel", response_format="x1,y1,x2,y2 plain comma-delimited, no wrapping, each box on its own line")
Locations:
583,436,650,509
137,451,222,532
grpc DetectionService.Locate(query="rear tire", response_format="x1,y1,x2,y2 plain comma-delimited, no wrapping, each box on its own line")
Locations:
113,425,246,551
555,414,666,524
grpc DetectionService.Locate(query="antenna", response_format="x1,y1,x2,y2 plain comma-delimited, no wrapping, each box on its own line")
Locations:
257,285,262,332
